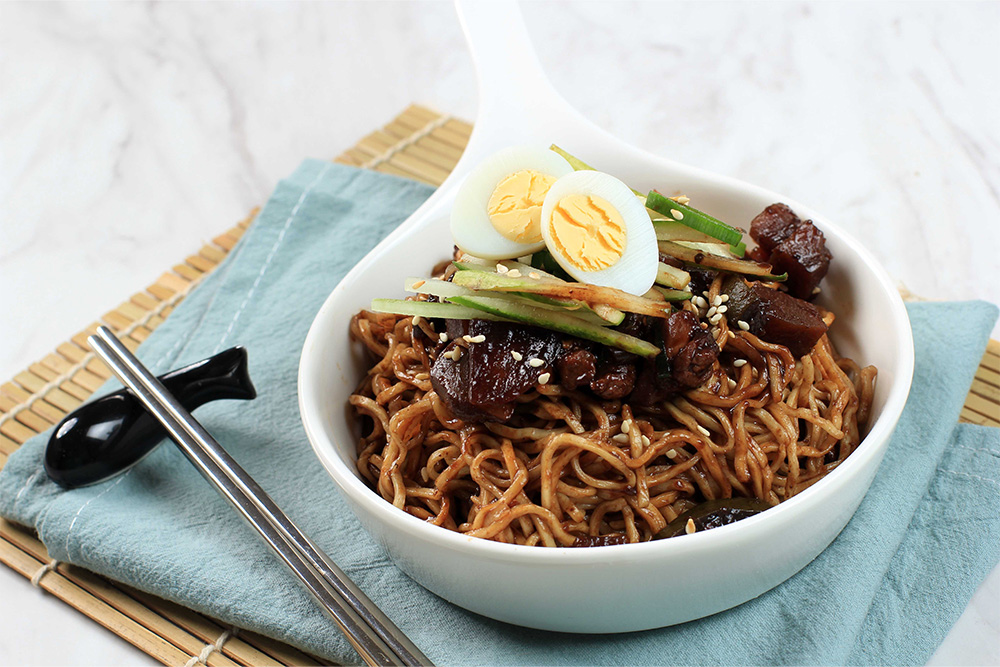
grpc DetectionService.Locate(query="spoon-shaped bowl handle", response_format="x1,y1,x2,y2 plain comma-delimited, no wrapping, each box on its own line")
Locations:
451,0,570,168
45,347,256,488
370,0,611,246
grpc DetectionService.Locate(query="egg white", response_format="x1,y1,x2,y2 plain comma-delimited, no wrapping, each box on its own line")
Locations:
451,147,573,260
540,171,658,295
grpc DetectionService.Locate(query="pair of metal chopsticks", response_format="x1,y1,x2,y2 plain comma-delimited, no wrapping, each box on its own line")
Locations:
88,326,430,667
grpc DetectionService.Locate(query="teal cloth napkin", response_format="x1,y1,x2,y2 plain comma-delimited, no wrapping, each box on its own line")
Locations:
2,160,998,666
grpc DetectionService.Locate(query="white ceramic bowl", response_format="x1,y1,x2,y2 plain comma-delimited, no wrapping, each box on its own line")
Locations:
298,179,913,634
298,1,914,634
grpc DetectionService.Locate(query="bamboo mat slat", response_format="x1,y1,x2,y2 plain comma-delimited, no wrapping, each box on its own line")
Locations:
0,102,997,665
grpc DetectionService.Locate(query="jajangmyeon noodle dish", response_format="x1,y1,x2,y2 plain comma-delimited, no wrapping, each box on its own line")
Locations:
349,146,877,547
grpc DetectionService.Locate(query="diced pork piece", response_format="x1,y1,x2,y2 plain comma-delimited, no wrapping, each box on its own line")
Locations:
557,348,597,391
631,310,719,405
749,203,832,300
742,283,828,358
749,203,803,253
430,320,564,422
767,221,832,299
590,361,637,400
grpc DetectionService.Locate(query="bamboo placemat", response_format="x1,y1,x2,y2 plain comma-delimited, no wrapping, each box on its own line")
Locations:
0,103,997,666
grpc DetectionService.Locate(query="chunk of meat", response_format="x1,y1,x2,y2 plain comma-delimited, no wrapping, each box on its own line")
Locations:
741,283,828,358
557,348,597,390
663,310,720,387
631,310,720,405
749,203,802,253
719,275,754,323
430,320,564,422
749,203,832,300
768,221,832,299
590,361,636,399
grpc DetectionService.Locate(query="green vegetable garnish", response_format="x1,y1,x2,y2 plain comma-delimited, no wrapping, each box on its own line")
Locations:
550,144,643,196
447,295,660,358
658,240,786,281
529,250,573,282
646,191,744,248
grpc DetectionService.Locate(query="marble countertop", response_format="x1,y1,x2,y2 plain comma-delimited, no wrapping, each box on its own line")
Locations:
0,1,996,665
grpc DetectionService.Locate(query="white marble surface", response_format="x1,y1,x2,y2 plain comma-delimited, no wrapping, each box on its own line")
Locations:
0,1,997,665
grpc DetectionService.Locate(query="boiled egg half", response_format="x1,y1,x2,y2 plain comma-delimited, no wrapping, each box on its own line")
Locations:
540,171,657,295
451,147,574,259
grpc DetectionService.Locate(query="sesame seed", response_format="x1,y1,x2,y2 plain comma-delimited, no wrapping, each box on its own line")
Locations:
612,433,630,443
721,294,729,302
528,358,544,368
709,313,723,325
496,264,509,274
412,280,426,289
462,335,474,343
697,425,711,437
712,295,722,307
734,359,748,367
671,209,684,220
706,306,717,319
676,195,691,205
439,332,448,343
507,269,522,278
537,372,551,385
812,286,822,295
702,290,710,298
728,331,736,339
728,378,737,389
693,296,708,309
685,519,697,535
414,372,429,380
621,419,631,434
412,315,423,326
717,305,728,314
452,347,463,361
700,322,708,329
641,435,651,447
737,320,750,331
666,448,678,459
469,334,486,344
529,271,541,279
511,351,523,361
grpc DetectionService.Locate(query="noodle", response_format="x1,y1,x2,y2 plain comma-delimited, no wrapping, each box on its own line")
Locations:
348,305,876,546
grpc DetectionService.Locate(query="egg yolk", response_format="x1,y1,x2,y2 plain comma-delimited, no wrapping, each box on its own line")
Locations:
487,169,556,243
547,195,627,272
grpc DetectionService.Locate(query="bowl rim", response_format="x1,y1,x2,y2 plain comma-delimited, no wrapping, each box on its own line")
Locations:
297,180,915,566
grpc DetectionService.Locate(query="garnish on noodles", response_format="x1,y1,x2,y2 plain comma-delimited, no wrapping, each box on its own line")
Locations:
348,147,877,547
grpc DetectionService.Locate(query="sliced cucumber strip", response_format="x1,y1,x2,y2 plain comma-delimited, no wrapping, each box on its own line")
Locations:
653,287,693,302
656,262,691,290
404,277,476,299
528,249,573,282
674,241,738,260
646,191,743,246
448,295,660,358
452,269,670,318
652,220,719,244
457,260,626,325
591,303,626,325
658,241,787,280
371,299,507,320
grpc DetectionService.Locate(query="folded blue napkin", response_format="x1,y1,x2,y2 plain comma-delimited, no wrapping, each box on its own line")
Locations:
2,160,998,666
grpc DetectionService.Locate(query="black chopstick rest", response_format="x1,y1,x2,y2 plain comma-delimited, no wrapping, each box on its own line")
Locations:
45,347,256,488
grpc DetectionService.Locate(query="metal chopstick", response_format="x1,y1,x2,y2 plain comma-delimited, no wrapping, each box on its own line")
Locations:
88,326,430,667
